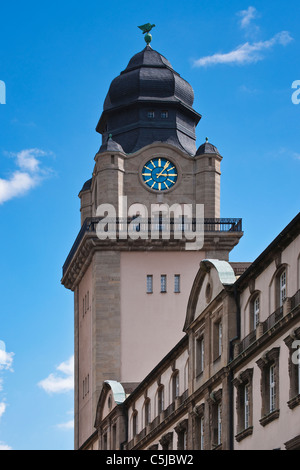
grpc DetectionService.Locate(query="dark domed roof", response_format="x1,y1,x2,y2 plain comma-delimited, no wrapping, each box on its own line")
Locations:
96,45,201,155
98,135,124,154
79,178,92,194
125,46,173,71
196,139,220,156
103,45,194,111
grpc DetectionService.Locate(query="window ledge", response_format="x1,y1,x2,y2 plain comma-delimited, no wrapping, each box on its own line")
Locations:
196,371,204,380
259,409,280,427
288,394,300,410
235,426,253,442
212,443,222,451
213,355,221,364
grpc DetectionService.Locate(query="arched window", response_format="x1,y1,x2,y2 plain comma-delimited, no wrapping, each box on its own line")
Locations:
132,410,138,437
272,265,288,311
171,371,180,402
279,270,287,307
157,386,165,414
249,292,260,331
144,398,151,426
184,358,189,392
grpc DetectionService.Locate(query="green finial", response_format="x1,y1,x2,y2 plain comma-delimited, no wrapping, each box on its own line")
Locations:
206,137,209,142
138,23,156,45
109,134,113,140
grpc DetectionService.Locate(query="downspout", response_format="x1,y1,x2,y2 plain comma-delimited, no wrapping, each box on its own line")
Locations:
120,404,129,450
228,283,241,450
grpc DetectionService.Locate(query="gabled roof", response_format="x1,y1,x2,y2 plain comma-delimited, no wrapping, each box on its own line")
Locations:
184,259,236,331
94,380,127,428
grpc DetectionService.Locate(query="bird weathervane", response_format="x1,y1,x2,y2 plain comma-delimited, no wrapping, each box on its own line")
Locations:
138,23,155,45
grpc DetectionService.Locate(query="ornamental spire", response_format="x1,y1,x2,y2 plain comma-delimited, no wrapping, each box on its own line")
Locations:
138,23,156,45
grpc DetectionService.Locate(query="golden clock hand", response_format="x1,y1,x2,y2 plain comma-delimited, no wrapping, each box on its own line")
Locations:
155,173,167,179
157,162,169,178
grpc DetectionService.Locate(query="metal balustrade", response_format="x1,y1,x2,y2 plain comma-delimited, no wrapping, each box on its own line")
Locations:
62,217,242,275
237,290,300,355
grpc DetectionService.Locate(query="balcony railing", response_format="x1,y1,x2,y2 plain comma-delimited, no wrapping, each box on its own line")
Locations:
165,402,175,418
237,291,300,356
62,217,242,276
291,289,300,310
236,329,257,355
125,389,190,449
262,306,283,333
127,438,135,450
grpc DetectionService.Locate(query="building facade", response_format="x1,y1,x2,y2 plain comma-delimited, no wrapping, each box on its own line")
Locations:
92,212,300,451
61,39,243,449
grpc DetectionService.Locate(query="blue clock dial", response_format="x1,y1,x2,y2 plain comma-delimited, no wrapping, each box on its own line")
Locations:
142,157,178,191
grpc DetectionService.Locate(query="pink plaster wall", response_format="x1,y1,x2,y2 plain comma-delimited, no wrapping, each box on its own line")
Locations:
120,251,205,382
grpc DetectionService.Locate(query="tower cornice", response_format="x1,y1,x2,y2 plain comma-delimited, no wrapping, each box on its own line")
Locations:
61,218,243,291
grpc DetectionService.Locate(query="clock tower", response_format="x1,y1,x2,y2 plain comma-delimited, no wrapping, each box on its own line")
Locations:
62,36,243,449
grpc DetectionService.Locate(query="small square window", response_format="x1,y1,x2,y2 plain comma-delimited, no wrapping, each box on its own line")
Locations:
174,274,180,293
147,111,155,119
147,275,153,294
161,110,168,119
161,275,167,293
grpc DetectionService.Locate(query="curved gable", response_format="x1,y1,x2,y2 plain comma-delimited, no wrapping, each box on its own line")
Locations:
184,259,236,331
94,380,126,428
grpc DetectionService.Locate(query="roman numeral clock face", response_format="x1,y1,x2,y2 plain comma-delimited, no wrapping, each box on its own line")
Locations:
142,157,178,191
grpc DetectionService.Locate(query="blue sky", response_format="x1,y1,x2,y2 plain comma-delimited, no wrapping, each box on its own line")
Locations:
0,0,299,450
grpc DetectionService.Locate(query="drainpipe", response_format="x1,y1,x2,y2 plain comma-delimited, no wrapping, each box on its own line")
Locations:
228,284,241,450
120,404,128,450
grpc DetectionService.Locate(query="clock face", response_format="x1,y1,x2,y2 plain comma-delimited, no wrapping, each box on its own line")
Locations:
142,157,178,191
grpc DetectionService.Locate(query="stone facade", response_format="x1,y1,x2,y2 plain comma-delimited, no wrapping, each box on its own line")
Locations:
62,44,243,450
79,142,222,222
89,212,300,451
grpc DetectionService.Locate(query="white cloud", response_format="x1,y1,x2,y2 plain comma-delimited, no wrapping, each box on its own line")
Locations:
238,84,260,94
0,341,14,371
238,6,257,29
0,342,14,436
0,442,13,450
14,148,46,172
56,419,74,430
0,402,6,419
0,171,38,205
38,356,74,394
0,148,53,204
193,31,293,67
